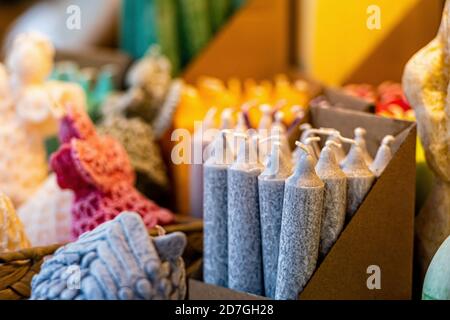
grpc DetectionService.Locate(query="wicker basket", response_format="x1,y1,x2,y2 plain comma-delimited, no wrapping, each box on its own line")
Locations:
0,216,203,300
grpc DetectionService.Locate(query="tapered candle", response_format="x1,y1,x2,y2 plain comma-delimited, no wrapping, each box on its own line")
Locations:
228,133,264,295
316,140,347,257
204,130,234,287
293,136,321,164
287,105,306,136
299,123,313,142
259,104,273,131
258,140,292,298
370,135,395,177
189,108,217,218
220,108,235,130
271,111,292,157
341,138,376,219
235,111,248,133
299,125,322,159
354,127,373,165
326,131,347,164
276,142,324,300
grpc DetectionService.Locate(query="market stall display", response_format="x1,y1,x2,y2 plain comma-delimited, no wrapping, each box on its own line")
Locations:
0,0,447,303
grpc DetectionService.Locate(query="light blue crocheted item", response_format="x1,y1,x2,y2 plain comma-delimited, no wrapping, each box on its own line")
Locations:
30,212,187,300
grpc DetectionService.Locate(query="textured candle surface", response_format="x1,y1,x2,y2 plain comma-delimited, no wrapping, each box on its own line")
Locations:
370,135,395,177
258,141,292,298
327,134,346,164
0,193,30,252
204,166,229,287
227,135,263,295
258,180,284,298
228,169,263,295
354,128,373,166
316,142,347,257
342,144,375,219
276,151,324,300
203,131,234,288
30,212,187,300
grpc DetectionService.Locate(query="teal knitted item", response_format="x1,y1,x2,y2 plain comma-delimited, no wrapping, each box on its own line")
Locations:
422,236,450,300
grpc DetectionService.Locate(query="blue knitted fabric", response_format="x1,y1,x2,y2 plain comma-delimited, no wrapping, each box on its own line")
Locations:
30,212,187,300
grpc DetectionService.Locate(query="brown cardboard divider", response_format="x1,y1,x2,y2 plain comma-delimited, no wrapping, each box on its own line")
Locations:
322,87,375,114
310,105,413,155
188,106,416,300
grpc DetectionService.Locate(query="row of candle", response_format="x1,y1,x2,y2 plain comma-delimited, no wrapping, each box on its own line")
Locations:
190,101,308,218
171,75,314,216
203,112,396,299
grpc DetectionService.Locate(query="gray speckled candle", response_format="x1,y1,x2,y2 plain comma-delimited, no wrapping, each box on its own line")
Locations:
235,112,248,133
327,132,347,164
271,112,291,157
299,125,322,159
370,135,395,177
276,143,324,300
316,140,347,258
258,104,273,131
342,142,376,220
228,134,264,295
204,131,234,287
293,134,321,167
354,127,373,166
258,142,292,298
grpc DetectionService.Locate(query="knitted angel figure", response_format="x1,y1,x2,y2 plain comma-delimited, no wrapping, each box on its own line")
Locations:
99,46,182,200
403,1,450,277
102,45,182,138
50,104,175,239
0,192,30,252
18,174,74,246
0,32,86,206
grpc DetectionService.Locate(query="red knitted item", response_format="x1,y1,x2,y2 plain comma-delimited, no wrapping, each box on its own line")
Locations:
51,105,174,238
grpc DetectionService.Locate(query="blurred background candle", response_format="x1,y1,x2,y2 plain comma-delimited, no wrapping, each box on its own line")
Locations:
370,135,395,177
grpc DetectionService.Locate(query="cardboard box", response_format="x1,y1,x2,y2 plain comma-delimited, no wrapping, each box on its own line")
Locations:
321,87,375,114
175,0,416,299
188,105,416,300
